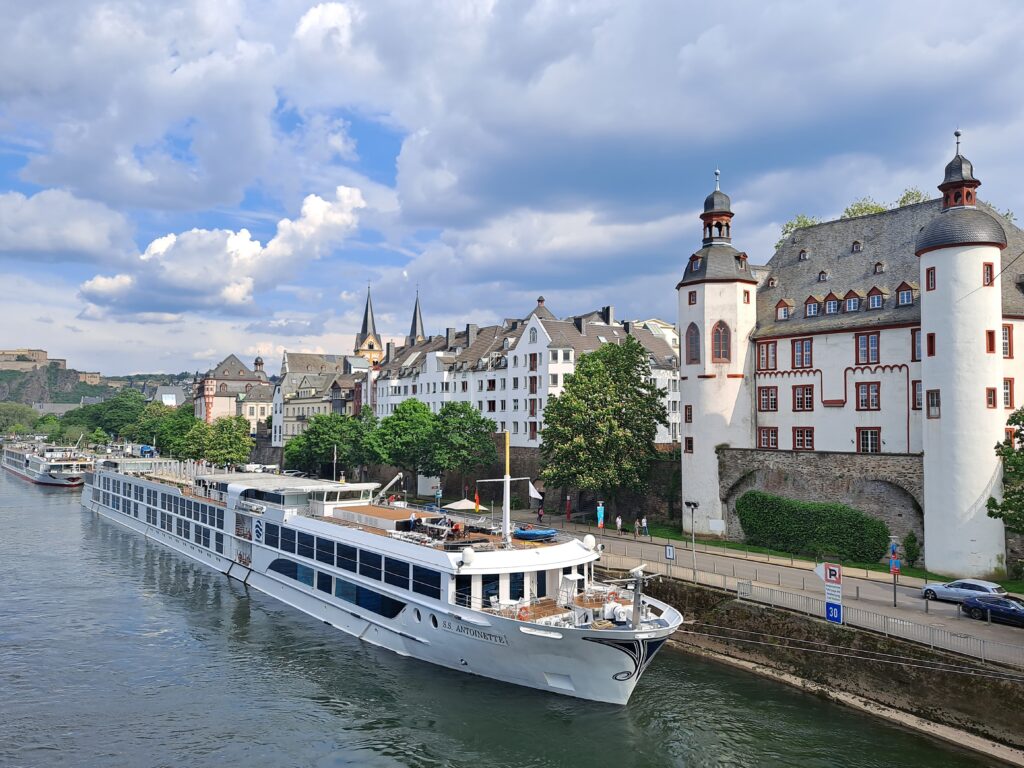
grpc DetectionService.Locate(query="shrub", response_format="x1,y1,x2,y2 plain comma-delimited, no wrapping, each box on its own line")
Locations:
902,531,921,567
735,490,890,562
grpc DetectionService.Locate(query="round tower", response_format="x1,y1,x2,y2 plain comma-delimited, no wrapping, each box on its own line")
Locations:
677,171,758,534
916,132,1007,577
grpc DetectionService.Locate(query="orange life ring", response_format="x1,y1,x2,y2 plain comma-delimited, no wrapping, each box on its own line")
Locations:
517,606,530,621
606,590,619,603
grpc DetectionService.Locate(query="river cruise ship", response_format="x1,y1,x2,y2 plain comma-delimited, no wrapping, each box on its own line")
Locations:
82,458,682,704
2,443,93,487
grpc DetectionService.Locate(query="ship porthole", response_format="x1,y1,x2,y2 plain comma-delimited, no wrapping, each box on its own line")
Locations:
430,614,438,628
414,609,421,623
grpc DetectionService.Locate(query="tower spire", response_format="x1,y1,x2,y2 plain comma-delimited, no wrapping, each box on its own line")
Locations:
359,285,378,339
407,290,425,346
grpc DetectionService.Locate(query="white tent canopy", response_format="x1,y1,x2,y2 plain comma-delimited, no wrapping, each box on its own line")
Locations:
443,498,481,511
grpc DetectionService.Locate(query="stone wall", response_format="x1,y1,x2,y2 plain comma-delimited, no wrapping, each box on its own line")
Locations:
716,448,925,544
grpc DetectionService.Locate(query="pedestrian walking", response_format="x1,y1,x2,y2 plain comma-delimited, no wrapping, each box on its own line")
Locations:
641,516,649,536
633,516,640,539
615,514,622,536
537,505,544,524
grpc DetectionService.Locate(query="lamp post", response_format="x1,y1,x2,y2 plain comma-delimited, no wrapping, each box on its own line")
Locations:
684,500,699,578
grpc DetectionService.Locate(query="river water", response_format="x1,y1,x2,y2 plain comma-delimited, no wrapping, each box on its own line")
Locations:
0,470,998,768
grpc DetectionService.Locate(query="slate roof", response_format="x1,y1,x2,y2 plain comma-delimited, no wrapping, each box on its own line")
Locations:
943,153,976,185
754,199,1024,338
916,206,1006,254
152,385,187,407
677,243,760,287
238,383,274,403
284,352,348,375
704,189,731,213
205,354,267,382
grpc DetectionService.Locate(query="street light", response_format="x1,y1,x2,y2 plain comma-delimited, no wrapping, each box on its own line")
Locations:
684,500,699,578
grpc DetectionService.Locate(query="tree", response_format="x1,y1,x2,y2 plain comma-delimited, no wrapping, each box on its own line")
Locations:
377,399,437,479
0,403,39,432
206,416,254,467
180,421,213,461
90,427,110,445
94,389,147,436
155,405,201,457
540,336,668,500
841,197,887,219
424,402,498,484
123,402,174,444
775,214,821,249
894,187,927,207
988,408,1024,534
34,413,63,441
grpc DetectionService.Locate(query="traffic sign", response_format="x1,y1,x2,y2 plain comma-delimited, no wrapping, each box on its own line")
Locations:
665,544,676,561
815,562,843,624
889,557,901,575
825,602,843,624
435,488,442,501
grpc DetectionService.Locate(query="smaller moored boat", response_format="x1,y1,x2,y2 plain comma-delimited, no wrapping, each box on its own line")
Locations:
513,527,558,542
2,443,94,487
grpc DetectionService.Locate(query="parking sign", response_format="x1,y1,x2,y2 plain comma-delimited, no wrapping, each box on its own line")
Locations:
815,562,844,625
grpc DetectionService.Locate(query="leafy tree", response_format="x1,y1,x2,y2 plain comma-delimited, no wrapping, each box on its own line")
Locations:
350,407,387,475
206,416,254,467
424,402,498,483
180,421,213,461
894,187,927,207
90,427,110,445
540,336,667,500
123,402,174,444
95,389,147,436
377,399,437,479
902,531,921,568
999,208,1017,224
841,197,887,219
63,425,86,444
285,413,347,476
988,408,1024,534
775,213,821,249
156,405,201,457
0,403,39,432
34,413,63,441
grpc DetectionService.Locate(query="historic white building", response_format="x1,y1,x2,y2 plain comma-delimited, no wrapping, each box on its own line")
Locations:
678,143,1021,577
270,352,369,447
373,297,681,448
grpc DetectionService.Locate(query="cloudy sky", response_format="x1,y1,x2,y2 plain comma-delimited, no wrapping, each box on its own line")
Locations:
2,1,1023,375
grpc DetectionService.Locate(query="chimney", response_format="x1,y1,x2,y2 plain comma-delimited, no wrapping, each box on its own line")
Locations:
465,324,478,347
446,327,457,348
602,305,615,325
623,321,634,336
385,341,396,363
574,317,587,335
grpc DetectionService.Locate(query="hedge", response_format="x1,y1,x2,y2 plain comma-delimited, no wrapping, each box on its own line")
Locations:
735,490,890,562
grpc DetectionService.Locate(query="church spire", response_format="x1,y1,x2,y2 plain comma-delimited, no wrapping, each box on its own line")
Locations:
358,285,377,341
354,285,383,364
407,290,425,346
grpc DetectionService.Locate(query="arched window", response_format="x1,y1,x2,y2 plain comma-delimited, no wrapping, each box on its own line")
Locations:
685,323,700,365
529,328,538,344
711,322,731,363
503,338,510,350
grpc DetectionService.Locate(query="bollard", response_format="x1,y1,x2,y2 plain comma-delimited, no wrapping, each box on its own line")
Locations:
732,564,736,577
987,609,992,625
925,598,929,614
855,585,860,601
801,576,805,591
754,567,758,582
777,573,781,586
713,561,717,575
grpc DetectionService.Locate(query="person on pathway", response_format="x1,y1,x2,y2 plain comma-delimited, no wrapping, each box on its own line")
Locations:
641,516,649,536
537,505,545,524
615,514,622,536
633,516,640,539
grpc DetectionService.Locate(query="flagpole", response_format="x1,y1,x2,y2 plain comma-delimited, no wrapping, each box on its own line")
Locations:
502,430,511,548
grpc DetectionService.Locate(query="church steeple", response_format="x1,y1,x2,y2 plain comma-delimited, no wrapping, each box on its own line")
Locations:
700,169,734,245
354,285,383,364
939,130,981,211
407,290,425,346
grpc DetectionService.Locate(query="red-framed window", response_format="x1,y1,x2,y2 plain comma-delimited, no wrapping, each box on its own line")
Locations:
857,427,881,454
685,323,700,365
757,386,778,412
926,389,941,419
1004,324,1014,359
712,321,731,363
792,427,814,451
926,333,936,357
684,437,694,453
792,338,813,369
987,330,997,354
684,404,692,423
911,328,921,362
912,380,922,410
1007,428,1018,445
792,385,814,412
743,290,750,304
757,341,777,371
926,267,936,291
1005,378,1015,409
855,332,880,365
986,387,998,409
983,262,995,287
688,290,697,305
757,427,778,450
856,382,880,411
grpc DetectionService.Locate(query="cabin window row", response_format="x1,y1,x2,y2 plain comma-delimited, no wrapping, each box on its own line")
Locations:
158,492,224,530
264,523,442,600
267,558,406,619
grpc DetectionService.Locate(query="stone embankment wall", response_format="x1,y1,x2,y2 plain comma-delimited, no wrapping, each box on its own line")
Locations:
716,448,925,542
643,576,1024,751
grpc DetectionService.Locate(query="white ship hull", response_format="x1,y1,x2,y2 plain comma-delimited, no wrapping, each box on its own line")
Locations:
3,449,90,487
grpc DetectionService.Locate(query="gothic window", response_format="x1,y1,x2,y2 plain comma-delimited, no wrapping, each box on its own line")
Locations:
529,328,538,344
711,322,731,363
685,323,700,365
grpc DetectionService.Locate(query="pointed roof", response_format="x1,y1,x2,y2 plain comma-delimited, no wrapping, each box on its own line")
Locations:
408,291,425,343
355,286,380,348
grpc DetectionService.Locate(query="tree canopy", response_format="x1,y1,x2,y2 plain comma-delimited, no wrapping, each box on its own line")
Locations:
540,336,667,499
988,408,1024,534
423,401,498,480
284,408,385,478
841,197,887,219
376,399,437,478
0,403,39,432
206,416,255,467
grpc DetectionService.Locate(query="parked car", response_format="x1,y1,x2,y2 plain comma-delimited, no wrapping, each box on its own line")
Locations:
920,578,1007,603
962,595,1024,627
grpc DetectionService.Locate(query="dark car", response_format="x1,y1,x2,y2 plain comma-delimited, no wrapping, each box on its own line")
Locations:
961,595,1024,627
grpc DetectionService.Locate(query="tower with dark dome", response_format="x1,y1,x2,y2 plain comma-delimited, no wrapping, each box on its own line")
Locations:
915,132,1008,576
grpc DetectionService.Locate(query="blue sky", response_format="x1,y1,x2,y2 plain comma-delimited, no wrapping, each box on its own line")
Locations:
1,0,1023,375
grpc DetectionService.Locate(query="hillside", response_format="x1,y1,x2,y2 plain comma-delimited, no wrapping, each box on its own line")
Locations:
0,365,114,404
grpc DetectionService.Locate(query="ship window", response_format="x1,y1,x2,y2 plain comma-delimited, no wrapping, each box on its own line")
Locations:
215,532,223,554
269,558,298,580
359,551,383,580
509,572,525,601
280,527,296,554
356,587,405,618
537,571,547,598
336,544,358,572
296,563,314,587
384,557,410,589
316,537,335,564
265,523,279,548
297,532,315,559
482,573,500,604
413,566,442,600
455,574,472,607
215,508,224,530
335,577,357,604
316,571,332,594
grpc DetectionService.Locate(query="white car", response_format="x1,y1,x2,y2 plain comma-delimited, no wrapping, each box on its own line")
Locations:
921,578,1007,603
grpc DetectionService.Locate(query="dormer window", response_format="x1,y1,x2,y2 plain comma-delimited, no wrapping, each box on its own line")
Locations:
805,302,819,317
868,293,883,309
818,271,828,282
692,257,703,271
798,250,808,261
874,262,884,274
851,241,862,253
846,297,860,312
898,289,913,306
776,304,791,321
767,277,777,288
825,299,838,315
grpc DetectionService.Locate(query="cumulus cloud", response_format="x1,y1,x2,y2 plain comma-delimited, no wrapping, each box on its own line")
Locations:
244,314,329,336
79,185,365,316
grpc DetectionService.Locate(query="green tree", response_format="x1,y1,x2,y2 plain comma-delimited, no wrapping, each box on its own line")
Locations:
90,427,110,445
0,403,39,432
123,402,174,444
894,187,927,207
34,413,63,441
285,413,348,475
63,425,86,444
841,197,887,219
377,399,437,479
206,416,254,467
902,531,921,568
988,408,1024,534
180,421,213,461
424,402,498,484
540,336,667,500
775,213,821,249
156,405,200,457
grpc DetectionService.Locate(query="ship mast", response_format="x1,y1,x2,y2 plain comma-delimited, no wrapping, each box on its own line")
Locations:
502,430,511,548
